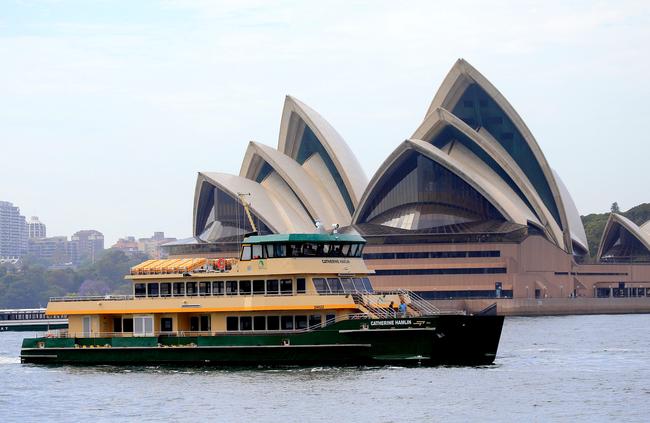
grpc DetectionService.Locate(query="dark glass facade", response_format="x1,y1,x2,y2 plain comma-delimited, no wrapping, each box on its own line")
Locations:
600,225,650,263
356,151,504,230
195,183,273,242
451,83,562,228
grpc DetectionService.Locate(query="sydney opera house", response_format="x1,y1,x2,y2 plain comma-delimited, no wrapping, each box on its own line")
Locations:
164,59,650,312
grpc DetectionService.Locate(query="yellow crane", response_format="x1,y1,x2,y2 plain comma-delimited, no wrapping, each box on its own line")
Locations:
237,192,257,233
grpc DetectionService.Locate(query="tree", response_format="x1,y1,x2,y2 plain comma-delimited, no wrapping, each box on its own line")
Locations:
611,202,620,213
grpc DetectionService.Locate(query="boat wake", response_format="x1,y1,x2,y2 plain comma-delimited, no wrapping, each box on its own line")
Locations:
0,355,20,365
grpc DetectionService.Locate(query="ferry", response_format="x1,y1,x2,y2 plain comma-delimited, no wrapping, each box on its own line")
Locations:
0,308,67,332
21,232,504,366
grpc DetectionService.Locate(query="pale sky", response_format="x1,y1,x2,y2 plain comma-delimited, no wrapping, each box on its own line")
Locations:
1,0,649,245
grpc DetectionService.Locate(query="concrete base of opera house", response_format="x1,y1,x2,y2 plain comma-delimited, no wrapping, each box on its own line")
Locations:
434,297,650,316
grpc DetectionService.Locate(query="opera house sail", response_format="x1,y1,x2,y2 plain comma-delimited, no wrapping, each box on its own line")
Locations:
163,58,650,312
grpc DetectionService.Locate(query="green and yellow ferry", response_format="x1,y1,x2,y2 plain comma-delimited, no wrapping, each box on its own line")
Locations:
21,232,504,366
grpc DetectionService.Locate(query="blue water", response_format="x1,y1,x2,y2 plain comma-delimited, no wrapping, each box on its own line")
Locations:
1,314,649,422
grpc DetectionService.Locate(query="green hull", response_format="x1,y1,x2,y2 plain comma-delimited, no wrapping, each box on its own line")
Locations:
21,315,504,366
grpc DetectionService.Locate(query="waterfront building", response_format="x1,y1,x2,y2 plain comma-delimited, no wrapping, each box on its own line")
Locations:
71,230,104,263
163,59,650,310
27,216,46,239
138,232,176,259
27,236,71,264
0,201,28,259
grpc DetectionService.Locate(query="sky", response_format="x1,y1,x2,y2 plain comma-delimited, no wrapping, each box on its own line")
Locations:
1,0,649,246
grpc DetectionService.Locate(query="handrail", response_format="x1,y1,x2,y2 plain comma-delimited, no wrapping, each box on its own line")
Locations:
49,295,134,302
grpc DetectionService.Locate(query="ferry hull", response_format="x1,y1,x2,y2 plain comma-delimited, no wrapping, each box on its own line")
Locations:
21,315,503,366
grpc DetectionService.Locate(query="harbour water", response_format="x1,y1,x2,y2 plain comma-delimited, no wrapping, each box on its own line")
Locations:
1,314,649,422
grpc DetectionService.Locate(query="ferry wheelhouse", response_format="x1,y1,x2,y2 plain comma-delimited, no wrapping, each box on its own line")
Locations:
21,233,504,366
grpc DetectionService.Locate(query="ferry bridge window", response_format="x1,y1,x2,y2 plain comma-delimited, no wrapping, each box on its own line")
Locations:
186,282,197,296
266,279,279,295
274,244,286,258
253,280,265,295
213,281,224,295
301,243,318,256
252,244,263,259
327,278,343,294
352,278,365,292
199,282,211,296
264,244,275,258
280,279,293,295
341,244,351,257
135,283,146,297
253,316,266,331
239,280,252,295
173,282,185,296
267,315,280,330
226,316,239,331
313,278,328,294
200,315,211,331
240,316,253,331
161,318,173,332
160,283,171,297
147,283,159,297
340,278,354,292
241,245,252,261
296,278,306,294
295,315,308,330
226,281,237,295
281,315,294,330
362,278,374,292
309,314,322,327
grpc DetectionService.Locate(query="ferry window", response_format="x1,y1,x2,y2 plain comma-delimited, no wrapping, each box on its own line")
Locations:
327,278,343,294
226,316,239,331
213,281,224,295
135,283,146,297
253,316,266,331
147,283,159,297
296,278,306,294
301,243,318,256
123,318,133,332
200,315,211,331
240,316,252,331
274,244,286,257
226,280,238,295
264,244,275,258
267,316,280,330
280,279,293,295
313,278,328,294
295,315,308,330
325,313,336,325
356,244,364,257
341,244,352,257
322,243,331,255
239,280,251,295
252,244,263,259
186,282,197,296
161,318,173,332
241,245,252,261
281,315,294,330
309,314,322,327
352,278,365,292
287,244,300,257
330,244,343,257
160,283,171,297
362,278,374,292
253,280,265,295
190,316,199,331
266,279,279,295
340,278,354,293
199,282,211,296
113,317,122,333
173,282,185,296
